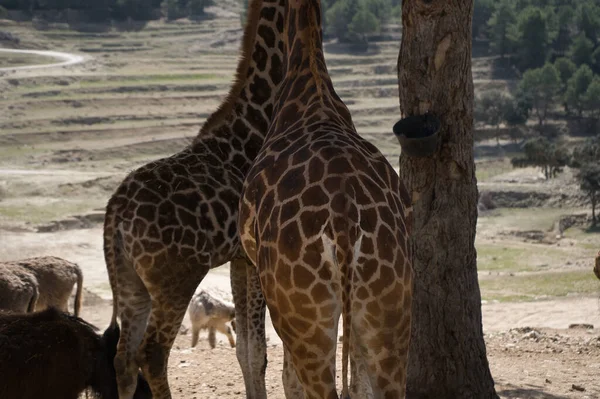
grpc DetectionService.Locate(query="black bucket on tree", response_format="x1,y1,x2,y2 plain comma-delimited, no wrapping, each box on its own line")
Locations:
392,113,441,157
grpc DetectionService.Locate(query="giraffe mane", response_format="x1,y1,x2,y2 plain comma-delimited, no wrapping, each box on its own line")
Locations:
306,1,324,98
197,0,264,135
284,1,324,98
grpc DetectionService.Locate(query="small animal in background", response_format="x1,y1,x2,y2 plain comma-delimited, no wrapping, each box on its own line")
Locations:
594,251,600,280
0,263,38,313
188,289,236,348
0,307,152,399
1,256,84,316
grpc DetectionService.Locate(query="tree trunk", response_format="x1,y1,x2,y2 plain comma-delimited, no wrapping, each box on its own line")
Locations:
592,193,597,227
495,125,500,146
396,1,498,398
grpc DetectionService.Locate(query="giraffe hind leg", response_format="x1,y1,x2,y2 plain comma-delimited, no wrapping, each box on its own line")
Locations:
246,264,268,398
282,345,303,399
137,263,208,399
259,257,341,399
350,277,411,399
231,258,268,399
113,257,152,399
231,259,251,391
273,310,340,399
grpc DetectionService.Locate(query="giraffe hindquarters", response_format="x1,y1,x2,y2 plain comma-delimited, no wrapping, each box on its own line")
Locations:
350,277,412,399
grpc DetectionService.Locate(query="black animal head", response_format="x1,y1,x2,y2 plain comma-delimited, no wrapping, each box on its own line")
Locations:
95,322,153,399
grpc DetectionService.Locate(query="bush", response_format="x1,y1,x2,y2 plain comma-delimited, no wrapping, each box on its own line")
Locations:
569,33,594,66
512,136,569,180
517,63,560,128
161,0,186,20
188,0,210,18
348,8,379,42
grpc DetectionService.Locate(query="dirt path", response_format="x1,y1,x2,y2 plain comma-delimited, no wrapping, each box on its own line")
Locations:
0,48,86,72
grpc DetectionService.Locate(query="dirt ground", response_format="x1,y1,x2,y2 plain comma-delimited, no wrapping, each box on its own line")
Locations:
1,2,600,397
72,296,600,399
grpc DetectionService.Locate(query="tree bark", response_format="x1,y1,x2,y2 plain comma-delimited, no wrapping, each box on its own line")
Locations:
592,193,597,226
397,1,498,398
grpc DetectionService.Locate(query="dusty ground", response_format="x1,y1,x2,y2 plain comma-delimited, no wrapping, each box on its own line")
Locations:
1,3,600,397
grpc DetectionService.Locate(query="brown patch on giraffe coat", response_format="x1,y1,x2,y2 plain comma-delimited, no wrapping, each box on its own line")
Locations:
376,225,396,263
270,53,283,86
257,191,275,226
357,259,378,283
278,167,306,198
366,299,382,316
300,185,328,207
310,282,329,303
359,235,375,255
279,222,302,261
289,290,312,314
323,176,341,195
274,261,294,291
292,264,316,289
299,209,328,238
355,286,369,301
275,287,292,315
306,325,332,355
250,76,273,106
307,157,325,181
327,157,352,175
289,315,312,333
279,200,301,224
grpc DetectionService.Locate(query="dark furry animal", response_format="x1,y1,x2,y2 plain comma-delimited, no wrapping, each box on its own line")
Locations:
2,256,85,316
0,307,152,399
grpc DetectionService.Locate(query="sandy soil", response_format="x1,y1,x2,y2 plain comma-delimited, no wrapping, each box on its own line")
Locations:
74,297,600,399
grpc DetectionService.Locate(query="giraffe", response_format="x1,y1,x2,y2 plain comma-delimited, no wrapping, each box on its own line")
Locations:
103,1,285,397
238,0,414,398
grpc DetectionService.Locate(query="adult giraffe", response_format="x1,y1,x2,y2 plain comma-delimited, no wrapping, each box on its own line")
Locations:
239,0,414,397
103,1,285,397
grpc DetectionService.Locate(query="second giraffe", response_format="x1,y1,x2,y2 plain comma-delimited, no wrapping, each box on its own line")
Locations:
239,0,414,398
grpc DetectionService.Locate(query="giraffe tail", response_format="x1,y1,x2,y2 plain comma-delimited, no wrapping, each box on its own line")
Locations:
73,263,83,317
103,197,121,327
341,253,351,399
338,178,358,399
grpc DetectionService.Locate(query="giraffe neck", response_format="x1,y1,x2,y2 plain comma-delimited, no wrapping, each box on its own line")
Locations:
283,0,327,92
265,0,353,135
192,0,285,151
